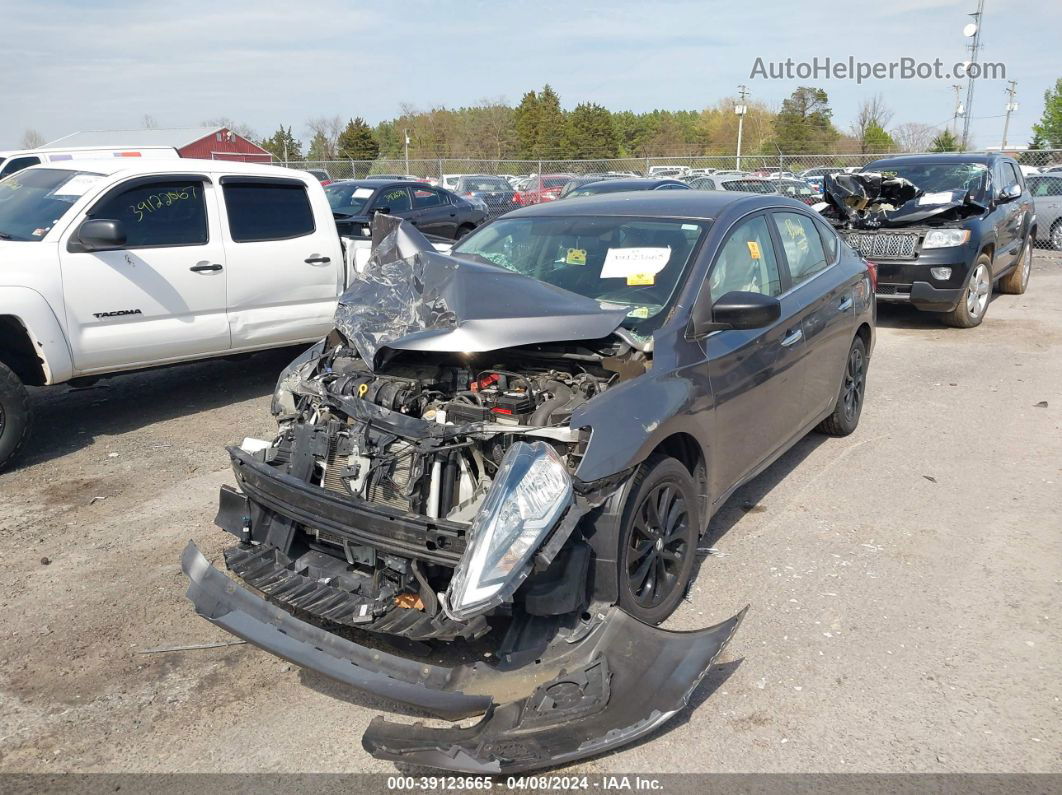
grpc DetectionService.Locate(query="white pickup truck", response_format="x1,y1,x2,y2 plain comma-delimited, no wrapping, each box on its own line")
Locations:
0,158,386,469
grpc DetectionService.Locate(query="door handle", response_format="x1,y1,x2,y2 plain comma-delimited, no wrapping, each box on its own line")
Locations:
304,256,331,264
781,328,803,347
190,263,223,273
838,296,853,312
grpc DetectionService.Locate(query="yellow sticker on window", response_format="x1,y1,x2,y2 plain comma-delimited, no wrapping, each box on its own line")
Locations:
627,272,655,286
747,240,762,259
566,248,587,265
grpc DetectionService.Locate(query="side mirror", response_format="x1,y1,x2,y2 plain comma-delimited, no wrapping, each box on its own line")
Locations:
77,218,126,251
998,184,1022,203
687,290,781,339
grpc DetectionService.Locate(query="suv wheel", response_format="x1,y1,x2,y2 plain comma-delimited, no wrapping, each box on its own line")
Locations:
1051,221,1062,252
941,255,991,328
617,455,700,625
0,362,32,471
997,237,1032,295
817,335,868,437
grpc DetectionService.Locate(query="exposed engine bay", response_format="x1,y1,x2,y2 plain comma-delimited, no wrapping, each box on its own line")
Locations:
247,328,643,639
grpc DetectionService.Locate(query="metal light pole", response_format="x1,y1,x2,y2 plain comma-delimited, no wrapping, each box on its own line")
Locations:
951,84,964,137
404,129,410,175
960,0,985,151
735,85,748,171
1001,80,1018,151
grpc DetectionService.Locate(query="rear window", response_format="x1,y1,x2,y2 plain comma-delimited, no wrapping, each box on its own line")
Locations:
223,182,315,242
460,178,510,192
542,177,569,188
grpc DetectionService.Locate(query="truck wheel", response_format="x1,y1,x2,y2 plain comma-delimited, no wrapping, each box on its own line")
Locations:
997,237,1032,295
816,335,868,437
617,455,699,625
0,362,32,471
941,255,991,328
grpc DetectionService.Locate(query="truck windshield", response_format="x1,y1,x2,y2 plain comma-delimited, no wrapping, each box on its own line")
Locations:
451,215,708,327
0,169,102,241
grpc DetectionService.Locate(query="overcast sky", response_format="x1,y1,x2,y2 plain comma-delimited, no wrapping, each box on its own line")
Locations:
1,0,1058,151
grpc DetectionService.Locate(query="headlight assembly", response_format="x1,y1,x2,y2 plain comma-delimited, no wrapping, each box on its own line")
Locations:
922,229,970,249
445,441,573,620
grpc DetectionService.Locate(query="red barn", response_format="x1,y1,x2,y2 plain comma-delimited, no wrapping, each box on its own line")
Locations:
43,127,272,162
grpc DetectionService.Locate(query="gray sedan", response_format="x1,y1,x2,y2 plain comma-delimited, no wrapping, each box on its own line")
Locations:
1026,174,1062,250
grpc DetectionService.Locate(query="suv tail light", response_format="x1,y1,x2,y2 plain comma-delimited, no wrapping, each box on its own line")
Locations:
865,260,878,292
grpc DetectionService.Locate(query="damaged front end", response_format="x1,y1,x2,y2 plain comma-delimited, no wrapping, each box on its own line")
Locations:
182,215,743,772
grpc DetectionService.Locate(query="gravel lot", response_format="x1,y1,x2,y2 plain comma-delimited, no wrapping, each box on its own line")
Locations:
1,251,1059,776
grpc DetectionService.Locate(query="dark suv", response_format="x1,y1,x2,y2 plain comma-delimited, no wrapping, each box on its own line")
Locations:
820,153,1035,327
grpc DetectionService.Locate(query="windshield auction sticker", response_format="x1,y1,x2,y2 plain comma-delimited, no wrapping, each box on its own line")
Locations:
600,247,671,279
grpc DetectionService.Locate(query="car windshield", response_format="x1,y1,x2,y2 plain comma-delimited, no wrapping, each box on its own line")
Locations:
722,179,775,194
325,183,375,215
0,168,103,241
451,215,708,327
461,178,509,192
869,162,990,199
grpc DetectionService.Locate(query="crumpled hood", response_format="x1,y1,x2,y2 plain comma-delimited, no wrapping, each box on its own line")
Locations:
823,172,986,229
335,215,629,369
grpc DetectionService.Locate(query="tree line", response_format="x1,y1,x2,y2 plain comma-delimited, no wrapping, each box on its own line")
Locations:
16,79,1062,161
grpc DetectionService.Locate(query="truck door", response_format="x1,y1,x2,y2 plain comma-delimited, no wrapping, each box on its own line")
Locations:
219,176,342,348
59,174,230,373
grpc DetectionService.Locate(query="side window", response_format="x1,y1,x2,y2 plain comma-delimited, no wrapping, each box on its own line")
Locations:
223,181,315,242
708,215,783,298
90,180,207,248
1005,162,1023,190
413,187,445,208
377,186,412,213
772,212,829,285
813,216,839,262
0,156,42,178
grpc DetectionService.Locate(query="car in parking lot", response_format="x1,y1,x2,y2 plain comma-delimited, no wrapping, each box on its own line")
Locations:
325,179,486,239
818,153,1035,327
1025,172,1062,250
453,174,521,217
775,177,823,205
563,177,690,197
689,175,778,194
182,189,875,774
514,173,573,204
306,168,332,185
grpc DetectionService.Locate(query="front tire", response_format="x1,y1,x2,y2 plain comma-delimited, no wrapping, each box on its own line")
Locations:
997,237,1031,295
1051,220,1062,252
0,362,32,471
941,255,992,328
817,335,868,437
617,455,700,625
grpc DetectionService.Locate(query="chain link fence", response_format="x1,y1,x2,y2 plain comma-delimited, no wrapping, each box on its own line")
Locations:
253,150,1062,183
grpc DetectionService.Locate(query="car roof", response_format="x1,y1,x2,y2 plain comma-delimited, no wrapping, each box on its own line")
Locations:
330,179,432,188
503,190,802,221
582,178,686,190
20,157,309,179
864,153,997,168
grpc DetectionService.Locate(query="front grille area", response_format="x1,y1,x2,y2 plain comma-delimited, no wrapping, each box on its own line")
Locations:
843,231,919,260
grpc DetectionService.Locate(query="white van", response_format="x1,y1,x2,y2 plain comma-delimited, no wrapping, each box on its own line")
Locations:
0,146,179,180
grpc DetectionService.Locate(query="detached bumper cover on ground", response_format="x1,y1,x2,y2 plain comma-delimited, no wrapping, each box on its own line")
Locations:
182,541,745,773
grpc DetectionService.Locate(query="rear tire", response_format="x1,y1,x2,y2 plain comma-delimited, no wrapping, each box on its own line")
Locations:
817,335,868,437
617,455,700,625
941,255,991,328
0,362,32,472
997,237,1031,295
1051,220,1062,252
